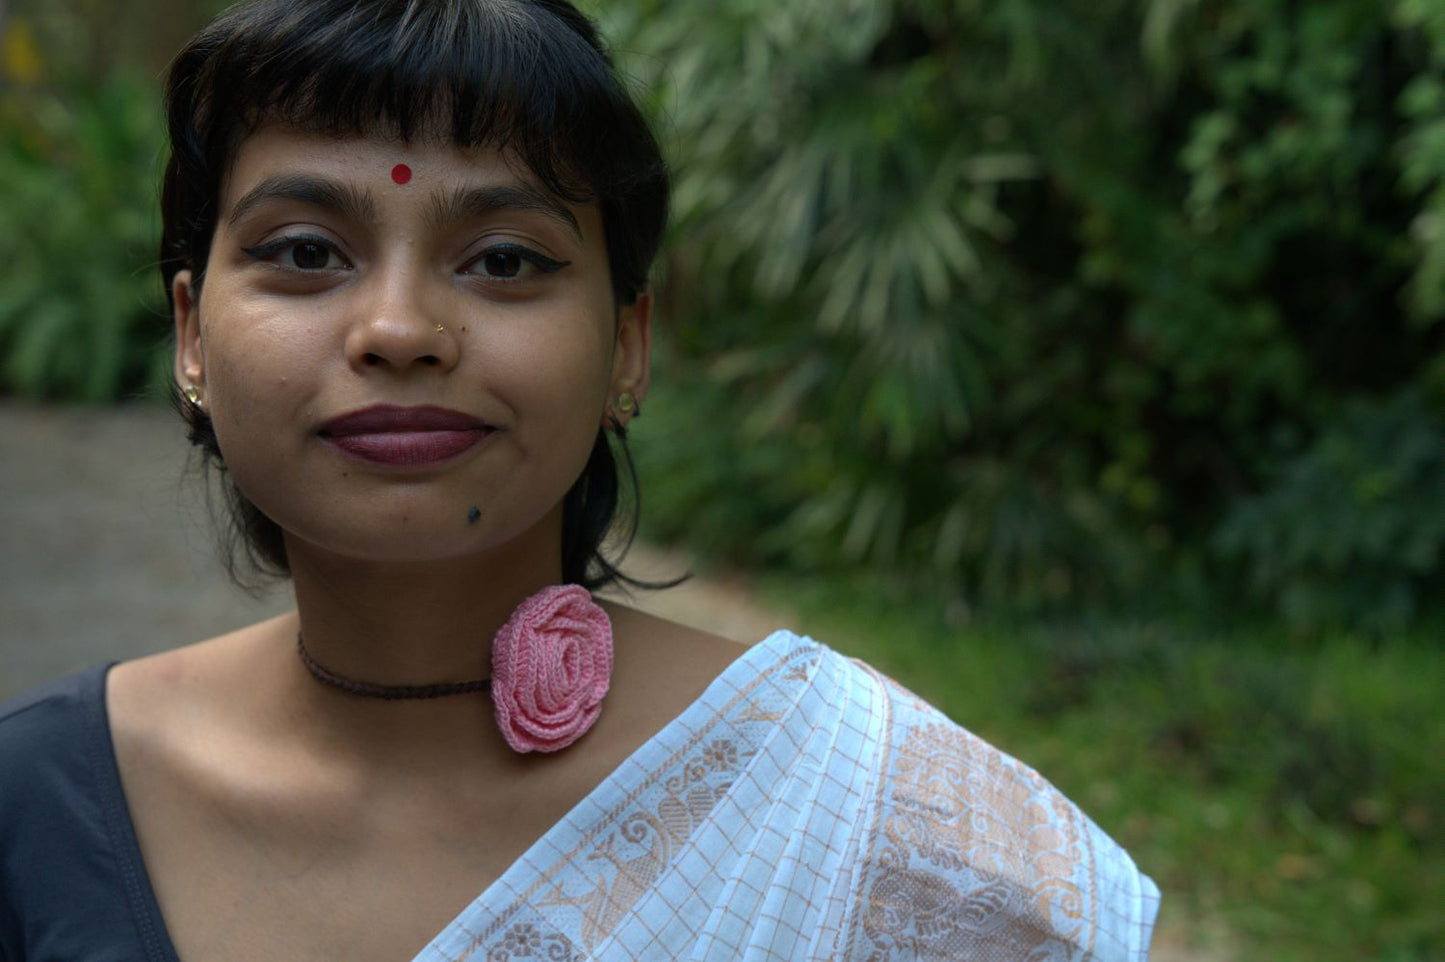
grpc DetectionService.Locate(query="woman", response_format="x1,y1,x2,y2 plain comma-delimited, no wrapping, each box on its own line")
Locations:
0,1,1159,959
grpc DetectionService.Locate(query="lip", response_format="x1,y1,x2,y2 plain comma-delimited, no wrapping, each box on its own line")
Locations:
319,405,495,467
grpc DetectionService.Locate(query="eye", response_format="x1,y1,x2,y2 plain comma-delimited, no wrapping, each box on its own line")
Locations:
463,243,570,282
480,249,524,278
242,235,350,272
287,241,341,270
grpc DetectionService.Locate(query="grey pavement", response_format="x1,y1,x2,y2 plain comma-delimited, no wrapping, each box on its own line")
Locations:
0,401,291,701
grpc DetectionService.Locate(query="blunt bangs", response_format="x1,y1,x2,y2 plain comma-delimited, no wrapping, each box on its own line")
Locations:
162,0,668,306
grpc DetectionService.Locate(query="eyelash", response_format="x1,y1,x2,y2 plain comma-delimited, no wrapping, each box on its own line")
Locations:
241,234,347,271
463,243,571,281
240,236,571,281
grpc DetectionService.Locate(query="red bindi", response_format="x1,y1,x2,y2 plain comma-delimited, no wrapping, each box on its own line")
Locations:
390,163,412,185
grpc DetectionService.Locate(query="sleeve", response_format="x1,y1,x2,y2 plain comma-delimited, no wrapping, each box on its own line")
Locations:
0,667,178,962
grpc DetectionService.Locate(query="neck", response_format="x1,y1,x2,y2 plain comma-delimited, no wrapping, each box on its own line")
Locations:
285,527,567,690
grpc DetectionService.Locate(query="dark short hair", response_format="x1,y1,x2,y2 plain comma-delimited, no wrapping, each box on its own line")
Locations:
160,0,669,590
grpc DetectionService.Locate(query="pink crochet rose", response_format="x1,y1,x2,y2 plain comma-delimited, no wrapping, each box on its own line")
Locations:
491,584,613,753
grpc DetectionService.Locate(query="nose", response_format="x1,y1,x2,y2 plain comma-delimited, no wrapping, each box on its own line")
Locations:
344,265,461,373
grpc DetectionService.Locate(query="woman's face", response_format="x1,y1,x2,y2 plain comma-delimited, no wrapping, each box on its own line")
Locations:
173,125,649,568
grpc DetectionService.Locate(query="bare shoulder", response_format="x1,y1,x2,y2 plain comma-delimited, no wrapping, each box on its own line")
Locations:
600,602,756,733
606,601,752,674
106,613,295,744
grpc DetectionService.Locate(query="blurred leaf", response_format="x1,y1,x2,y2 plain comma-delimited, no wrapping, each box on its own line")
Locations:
0,73,167,401
2,19,45,86
605,0,1445,629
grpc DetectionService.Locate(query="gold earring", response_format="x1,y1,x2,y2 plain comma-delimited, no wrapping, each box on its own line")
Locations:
183,384,202,406
616,392,637,415
435,324,446,334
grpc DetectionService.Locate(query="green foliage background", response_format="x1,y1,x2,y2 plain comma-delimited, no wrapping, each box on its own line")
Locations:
594,0,1445,633
1,0,1442,957
0,0,226,401
0,71,166,400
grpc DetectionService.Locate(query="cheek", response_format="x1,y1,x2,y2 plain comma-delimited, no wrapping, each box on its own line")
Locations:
489,301,616,416
201,310,325,456
482,309,615,501
205,288,319,378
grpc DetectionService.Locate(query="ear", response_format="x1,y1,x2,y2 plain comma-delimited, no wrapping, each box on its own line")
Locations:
172,270,205,395
607,290,653,423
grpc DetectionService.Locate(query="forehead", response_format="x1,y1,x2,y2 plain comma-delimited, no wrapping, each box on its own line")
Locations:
217,125,596,238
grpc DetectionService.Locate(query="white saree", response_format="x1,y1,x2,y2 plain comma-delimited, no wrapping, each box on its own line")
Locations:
415,631,1160,961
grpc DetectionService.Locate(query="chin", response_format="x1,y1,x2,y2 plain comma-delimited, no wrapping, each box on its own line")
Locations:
293,526,492,565
282,504,563,570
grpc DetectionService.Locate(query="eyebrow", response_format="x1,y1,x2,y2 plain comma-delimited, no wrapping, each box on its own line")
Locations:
427,184,582,240
225,174,378,230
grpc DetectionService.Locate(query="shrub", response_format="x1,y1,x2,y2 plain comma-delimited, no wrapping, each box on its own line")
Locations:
0,67,168,401
605,0,1445,629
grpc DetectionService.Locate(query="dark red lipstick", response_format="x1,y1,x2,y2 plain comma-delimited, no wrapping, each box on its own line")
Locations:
319,405,493,466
